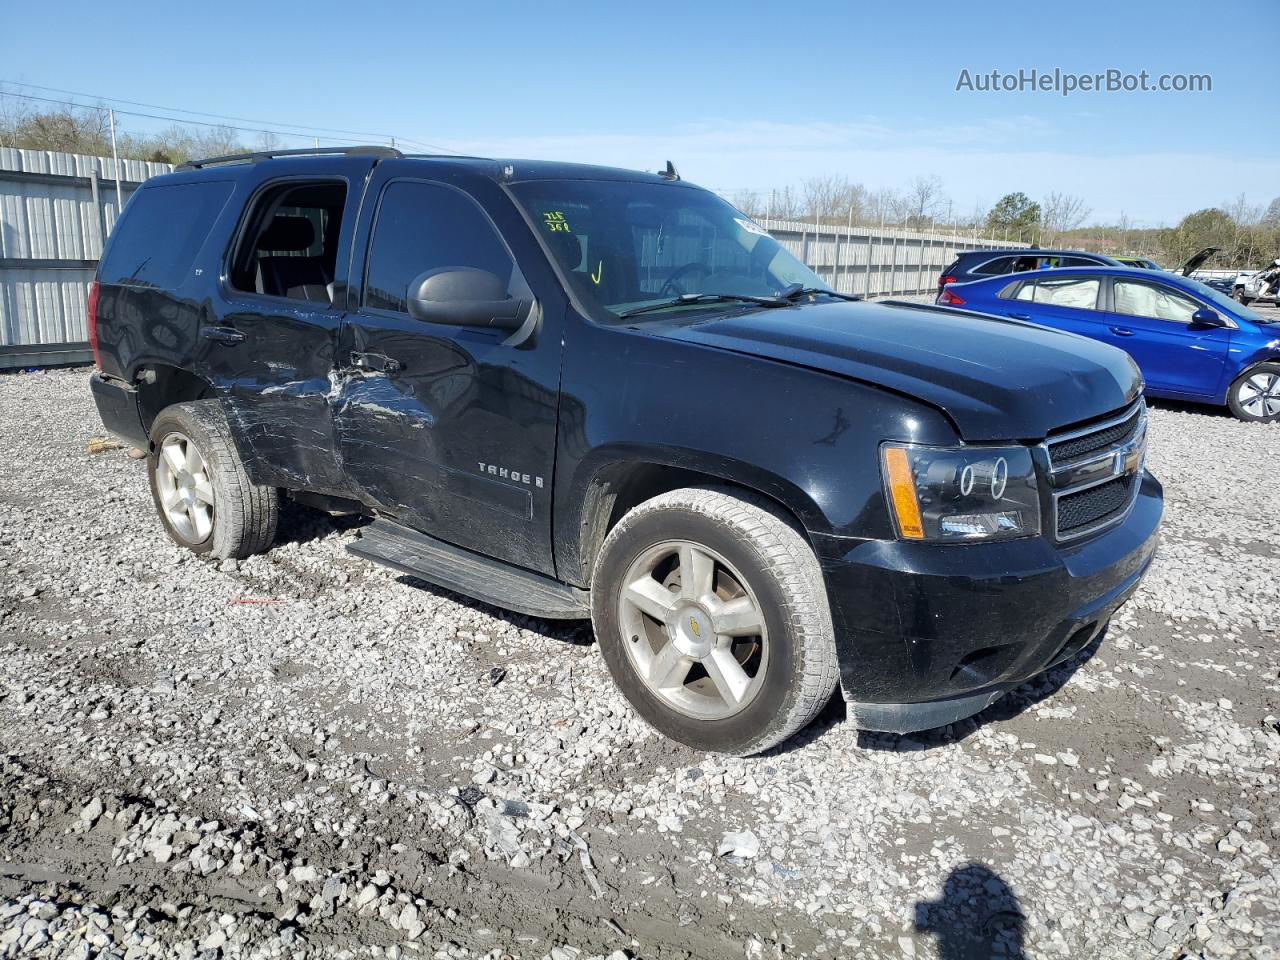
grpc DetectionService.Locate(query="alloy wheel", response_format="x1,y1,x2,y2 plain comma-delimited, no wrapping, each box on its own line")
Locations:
617,539,769,720
155,432,215,543
1237,372,1280,418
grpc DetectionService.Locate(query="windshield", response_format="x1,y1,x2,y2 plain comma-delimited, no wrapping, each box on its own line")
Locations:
1184,278,1274,324
510,179,827,321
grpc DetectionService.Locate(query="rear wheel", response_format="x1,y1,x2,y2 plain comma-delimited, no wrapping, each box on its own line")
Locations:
591,486,838,755
1227,363,1280,423
147,401,280,558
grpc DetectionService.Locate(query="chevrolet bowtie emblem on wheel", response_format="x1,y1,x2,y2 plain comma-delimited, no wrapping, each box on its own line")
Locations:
689,617,702,639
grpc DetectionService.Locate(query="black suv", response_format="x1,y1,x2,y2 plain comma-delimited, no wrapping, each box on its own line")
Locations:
939,248,1123,295
88,147,1163,755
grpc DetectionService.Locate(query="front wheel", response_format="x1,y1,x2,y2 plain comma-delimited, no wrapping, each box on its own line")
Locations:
1227,363,1280,423
147,401,280,558
591,487,839,755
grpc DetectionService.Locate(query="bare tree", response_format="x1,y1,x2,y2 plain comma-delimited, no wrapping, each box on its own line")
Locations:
1222,192,1262,227
904,175,946,228
767,186,803,222
729,189,761,217
1040,192,1091,243
866,187,908,226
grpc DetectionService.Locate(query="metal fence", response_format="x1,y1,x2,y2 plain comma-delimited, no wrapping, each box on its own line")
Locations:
759,217,1025,298
0,148,173,369
0,148,1025,369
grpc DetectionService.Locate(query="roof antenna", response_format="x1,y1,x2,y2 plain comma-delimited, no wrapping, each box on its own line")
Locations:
660,160,680,181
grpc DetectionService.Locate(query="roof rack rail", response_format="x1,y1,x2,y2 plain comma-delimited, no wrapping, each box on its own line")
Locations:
176,145,402,171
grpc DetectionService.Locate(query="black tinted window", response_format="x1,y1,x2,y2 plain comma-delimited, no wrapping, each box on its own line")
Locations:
973,257,1016,275
364,182,513,314
100,181,233,288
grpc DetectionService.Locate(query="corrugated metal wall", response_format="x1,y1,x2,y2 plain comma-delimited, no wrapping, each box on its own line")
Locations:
759,216,1024,298
0,148,172,367
0,148,1023,369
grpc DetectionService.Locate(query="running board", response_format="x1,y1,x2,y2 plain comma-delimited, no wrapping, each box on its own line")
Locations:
348,518,590,620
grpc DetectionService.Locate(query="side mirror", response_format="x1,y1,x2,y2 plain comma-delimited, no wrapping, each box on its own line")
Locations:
1190,307,1227,328
406,268,528,330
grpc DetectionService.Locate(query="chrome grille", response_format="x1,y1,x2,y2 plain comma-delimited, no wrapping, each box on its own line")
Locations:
1043,401,1147,541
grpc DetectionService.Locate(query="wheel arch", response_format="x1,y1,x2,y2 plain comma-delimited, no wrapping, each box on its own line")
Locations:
1218,358,1280,409
134,364,219,441
557,446,825,588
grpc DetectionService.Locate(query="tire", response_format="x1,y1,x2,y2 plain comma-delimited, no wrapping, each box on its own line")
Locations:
1226,363,1280,423
1233,288,1249,304
591,486,839,755
147,401,280,559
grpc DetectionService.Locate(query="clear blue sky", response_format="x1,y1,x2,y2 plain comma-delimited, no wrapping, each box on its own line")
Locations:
3,0,1276,225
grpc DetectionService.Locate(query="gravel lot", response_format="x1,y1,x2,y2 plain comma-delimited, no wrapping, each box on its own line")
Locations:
1,367,1278,960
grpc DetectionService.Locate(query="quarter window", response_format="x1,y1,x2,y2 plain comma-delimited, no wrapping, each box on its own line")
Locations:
1112,280,1199,323
364,182,515,315
100,181,234,289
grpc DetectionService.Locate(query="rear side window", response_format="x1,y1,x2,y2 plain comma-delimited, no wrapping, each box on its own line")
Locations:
228,180,348,304
364,181,515,315
973,256,1016,276
100,181,233,288
1009,277,1101,309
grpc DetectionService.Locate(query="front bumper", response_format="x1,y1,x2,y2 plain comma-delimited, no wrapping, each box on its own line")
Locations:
817,470,1162,732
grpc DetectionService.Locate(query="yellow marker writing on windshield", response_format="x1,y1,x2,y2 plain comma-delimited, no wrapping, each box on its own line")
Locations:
591,260,603,285
543,211,571,233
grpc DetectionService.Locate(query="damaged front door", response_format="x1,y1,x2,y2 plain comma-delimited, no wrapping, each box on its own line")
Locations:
334,172,562,575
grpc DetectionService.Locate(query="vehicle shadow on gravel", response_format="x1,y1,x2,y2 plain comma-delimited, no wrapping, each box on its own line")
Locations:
273,500,372,547
914,863,1027,959
852,632,1106,753
391,574,596,647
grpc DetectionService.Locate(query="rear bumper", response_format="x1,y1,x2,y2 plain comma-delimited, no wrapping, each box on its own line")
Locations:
89,371,148,448
818,470,1162,732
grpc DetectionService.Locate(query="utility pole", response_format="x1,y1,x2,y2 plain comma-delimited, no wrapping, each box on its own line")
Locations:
108,108,123,210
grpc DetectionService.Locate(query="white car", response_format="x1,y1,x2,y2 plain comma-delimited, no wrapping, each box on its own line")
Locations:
1233,260,1280,306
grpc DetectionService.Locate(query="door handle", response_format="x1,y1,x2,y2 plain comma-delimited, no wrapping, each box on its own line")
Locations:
1109,326,1135,337
202,325,245,345
1007,312,1031,320
350,351,402,374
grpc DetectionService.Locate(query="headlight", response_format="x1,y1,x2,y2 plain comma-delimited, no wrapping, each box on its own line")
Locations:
881,443,1041,542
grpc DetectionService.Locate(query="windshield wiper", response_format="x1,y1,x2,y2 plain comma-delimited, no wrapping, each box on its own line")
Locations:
777,283,862,302
617,292,790,319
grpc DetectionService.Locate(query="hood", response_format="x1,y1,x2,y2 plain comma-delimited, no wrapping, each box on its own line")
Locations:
658,300,1142,441
1179,246,1220,276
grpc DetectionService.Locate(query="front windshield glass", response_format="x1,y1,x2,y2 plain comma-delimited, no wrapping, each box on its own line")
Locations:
1184,278,1273,324
510,179,827,321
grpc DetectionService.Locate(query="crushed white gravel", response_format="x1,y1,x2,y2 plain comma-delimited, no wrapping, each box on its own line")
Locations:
1,367,1277,959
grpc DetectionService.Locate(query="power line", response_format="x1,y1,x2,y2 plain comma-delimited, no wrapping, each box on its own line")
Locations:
0,83,457,154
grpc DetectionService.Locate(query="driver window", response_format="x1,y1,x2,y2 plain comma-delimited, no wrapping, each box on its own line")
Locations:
364,181,514,315
1113,280,1198,323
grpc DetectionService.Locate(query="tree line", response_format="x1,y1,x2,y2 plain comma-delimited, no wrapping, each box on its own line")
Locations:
732,175,1280,271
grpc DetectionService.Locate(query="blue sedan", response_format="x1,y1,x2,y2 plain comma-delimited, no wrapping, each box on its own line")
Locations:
937,267,1280,422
